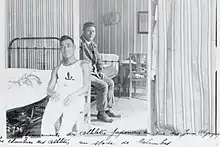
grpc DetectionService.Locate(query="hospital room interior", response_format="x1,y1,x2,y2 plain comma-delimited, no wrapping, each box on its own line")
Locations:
5,0,219,139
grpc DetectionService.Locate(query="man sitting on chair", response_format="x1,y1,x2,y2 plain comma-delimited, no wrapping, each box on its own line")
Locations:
79,22,121,123
41,35,91,136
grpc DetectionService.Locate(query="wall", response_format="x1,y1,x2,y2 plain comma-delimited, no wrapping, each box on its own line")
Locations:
6,0,80,68
80,0,150,60
6,0,153,62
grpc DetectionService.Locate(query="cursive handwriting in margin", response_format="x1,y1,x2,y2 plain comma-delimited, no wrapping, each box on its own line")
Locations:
6,137,70,145
78,138,172,146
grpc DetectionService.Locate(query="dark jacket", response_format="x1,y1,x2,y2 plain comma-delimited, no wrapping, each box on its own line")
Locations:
79,35,103,73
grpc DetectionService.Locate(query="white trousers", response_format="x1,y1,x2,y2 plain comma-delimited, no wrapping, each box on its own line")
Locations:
41,95,84,136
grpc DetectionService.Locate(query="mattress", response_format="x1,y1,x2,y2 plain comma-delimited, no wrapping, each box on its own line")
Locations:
6,68,51,110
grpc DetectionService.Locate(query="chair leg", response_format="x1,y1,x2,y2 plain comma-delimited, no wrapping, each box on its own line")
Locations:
134,81,137,96
129,79,132,99
118,83,121,98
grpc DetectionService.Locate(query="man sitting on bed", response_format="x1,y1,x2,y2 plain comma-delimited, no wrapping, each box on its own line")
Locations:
79,22,121,123
41,35,91,136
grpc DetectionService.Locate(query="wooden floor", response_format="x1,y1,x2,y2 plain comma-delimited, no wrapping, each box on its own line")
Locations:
90,97,148,132
9,97,148,137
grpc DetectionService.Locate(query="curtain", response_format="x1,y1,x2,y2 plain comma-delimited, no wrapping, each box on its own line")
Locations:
156,0,216,133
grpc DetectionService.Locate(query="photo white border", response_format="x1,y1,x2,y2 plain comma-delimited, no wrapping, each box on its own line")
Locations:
1,0,220,146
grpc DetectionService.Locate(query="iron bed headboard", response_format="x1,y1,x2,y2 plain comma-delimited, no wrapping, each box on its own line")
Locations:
8,37,121,70
8,37,61,70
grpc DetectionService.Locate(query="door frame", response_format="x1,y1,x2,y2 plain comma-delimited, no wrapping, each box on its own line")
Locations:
216,0,220,133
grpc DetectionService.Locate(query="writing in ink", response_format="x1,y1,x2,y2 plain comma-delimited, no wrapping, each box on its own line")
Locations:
198,130,220,139
121,140,130,144
8,137,33,144
138,138,172,146
0,136,4,143
48,137,70,145
79,128,107,136
79,140,88,144
106,128,141,140
92,140,115,146
36,139,46,144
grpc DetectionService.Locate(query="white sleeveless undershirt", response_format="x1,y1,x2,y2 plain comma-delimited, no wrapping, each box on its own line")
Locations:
55,60,83,99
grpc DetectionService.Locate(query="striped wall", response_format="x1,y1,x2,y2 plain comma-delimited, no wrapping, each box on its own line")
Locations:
6,0,80,67
6,0,154,62
156,0,216,133
80,0,155,60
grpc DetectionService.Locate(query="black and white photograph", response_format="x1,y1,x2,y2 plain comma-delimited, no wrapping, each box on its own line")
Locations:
0,0,220,146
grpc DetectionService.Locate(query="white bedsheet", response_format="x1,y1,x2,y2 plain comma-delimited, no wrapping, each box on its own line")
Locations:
5,68,51,110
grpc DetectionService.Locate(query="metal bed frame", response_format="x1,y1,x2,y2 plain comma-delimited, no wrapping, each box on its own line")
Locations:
7,37,90,138
7,36,121,138
7,37,61,138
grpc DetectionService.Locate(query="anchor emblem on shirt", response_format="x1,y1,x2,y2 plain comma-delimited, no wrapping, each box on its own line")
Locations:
65,72,75,80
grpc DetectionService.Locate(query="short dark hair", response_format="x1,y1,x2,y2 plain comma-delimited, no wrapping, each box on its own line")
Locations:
83,22,96,30
60,35,75,45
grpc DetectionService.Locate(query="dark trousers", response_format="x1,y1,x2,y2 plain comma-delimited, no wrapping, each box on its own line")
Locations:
91,75,115,112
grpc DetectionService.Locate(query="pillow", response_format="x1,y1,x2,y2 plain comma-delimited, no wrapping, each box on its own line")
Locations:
103,66,118,79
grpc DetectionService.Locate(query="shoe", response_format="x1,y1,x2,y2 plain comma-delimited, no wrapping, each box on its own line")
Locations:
105,109,121,118
97,112,113,123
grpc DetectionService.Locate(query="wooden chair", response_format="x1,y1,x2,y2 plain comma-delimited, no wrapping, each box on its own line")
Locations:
128,53,148,99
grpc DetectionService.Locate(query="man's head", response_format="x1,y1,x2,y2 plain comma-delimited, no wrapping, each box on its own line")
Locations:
82,22,96,42
60,35,76,59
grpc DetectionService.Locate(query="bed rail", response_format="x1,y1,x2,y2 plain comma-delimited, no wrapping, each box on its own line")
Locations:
8,37,61,70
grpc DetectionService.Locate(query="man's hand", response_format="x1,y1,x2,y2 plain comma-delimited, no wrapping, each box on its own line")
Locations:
98,72,104,79
50,92,60,102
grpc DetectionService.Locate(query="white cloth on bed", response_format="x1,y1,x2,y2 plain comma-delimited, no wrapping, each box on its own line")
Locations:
6,68,51,110
41,61,85,136
6,83,48,109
